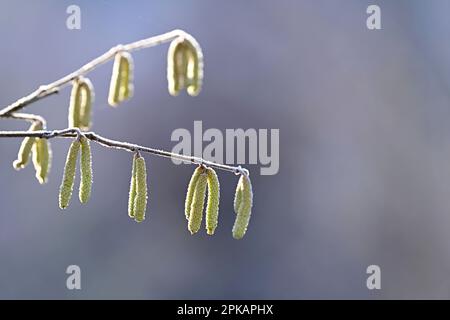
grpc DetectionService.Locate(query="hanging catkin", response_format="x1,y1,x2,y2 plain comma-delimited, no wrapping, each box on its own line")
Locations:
68,77,94,130
133,155,148,223
184,166,203,220
59,139,81,209
32,137,52,184
167,38,187,96
79,78,94,130
79,137,92,204
188,172,208,234
233,178,243,214
205,168,220,235
128,154,138,219
232,175,253,239
185,37,203,96
167,35,203,96
108,52,134,107
68,79,82,128
13,122,42,170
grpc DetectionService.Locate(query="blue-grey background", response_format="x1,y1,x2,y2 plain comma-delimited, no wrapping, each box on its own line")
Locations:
1,0,450,299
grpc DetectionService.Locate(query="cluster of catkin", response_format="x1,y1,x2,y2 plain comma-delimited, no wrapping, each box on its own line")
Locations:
13,121,52,184
10,34,253,238
59,136,92,209
185,166,253,239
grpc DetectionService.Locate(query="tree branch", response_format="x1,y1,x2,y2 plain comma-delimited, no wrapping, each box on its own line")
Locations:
0,29,184,116
0,129,248,175
0,29,250,178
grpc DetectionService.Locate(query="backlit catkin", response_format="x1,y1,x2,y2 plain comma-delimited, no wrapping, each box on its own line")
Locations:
32,138,52,184
128,154,138,219
233,179,243,214
79,78,94,130
232,175,253,240
167,35,203,96
59,139,81,209
13,122,42,170
79,137,92,204
188,172,207,234
68,79,82,128
68,77,94,130
184,166,203,220
133,156,148,223
185,37,203,96
108,52,134,107
205,168,220,235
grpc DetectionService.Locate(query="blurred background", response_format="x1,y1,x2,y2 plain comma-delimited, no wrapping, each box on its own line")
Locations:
1,0,450,299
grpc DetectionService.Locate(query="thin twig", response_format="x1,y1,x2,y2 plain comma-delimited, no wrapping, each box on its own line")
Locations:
0,129,245,175
2,113,47,126
0,29,184,116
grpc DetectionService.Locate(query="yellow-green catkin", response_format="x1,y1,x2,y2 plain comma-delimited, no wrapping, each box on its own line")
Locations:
69,77,94,130
184,166,204,220
108,52,134,107
79,137,92,204
167,35,203,96
59,139,81,209
167,38,187,96
79,78,94,130
32,138,52,184
233,179,243,214
133,156,148,223
205,168,220,235
68,79,82,128
232,175,253,240
128,154,138,219
185,37,203,97
188,172,208,234
13,122,42,170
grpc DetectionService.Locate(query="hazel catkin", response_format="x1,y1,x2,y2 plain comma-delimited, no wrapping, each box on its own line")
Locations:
128,154,138,219
232,174,253,240
32,137,52,184
68,79,82,128
184,166,203,220
185,37,203,97
13,122,42,170
205,168,220,235
69,77,94,130
79,78,94,130
59,139,81,209
79,137,92,204
188,172,207,234
233,178,243,214
108,52,134,107
133,155,148,223
167,36,203,96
